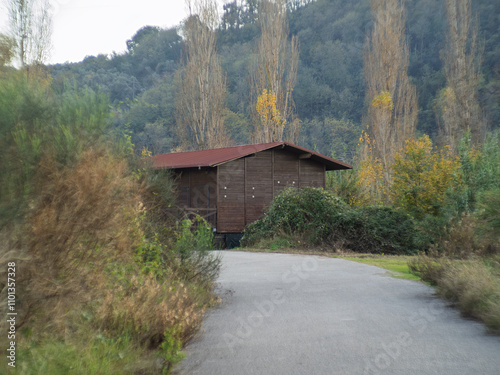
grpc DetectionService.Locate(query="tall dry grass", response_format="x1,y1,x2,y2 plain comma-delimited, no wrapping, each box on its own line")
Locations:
0,147,218,373
16,149,142,330
98,275,205,346
410,254,500,332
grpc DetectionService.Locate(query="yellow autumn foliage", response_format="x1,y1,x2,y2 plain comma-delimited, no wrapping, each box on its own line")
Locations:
390,135,462,217
256,89,286,130
372,91,394,111
356,130,387,206
141,146,152,158
357,155,386,206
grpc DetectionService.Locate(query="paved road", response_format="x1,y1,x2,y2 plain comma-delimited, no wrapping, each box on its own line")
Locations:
174,251,500,375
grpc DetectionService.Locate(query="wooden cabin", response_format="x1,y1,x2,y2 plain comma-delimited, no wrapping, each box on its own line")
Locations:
152,141,351,234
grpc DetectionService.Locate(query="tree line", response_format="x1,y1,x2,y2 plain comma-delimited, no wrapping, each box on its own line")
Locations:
1,0,498,161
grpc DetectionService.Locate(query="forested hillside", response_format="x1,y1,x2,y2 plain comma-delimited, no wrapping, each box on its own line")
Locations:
49,0,500,161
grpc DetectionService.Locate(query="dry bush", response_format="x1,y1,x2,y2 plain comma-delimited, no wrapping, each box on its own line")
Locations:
408,252,446,285
483,298,500,332
1,145,219,373
409,253,500,333
19,148,143,329
438,260,497,318
441,214,486,258
97,274,204,347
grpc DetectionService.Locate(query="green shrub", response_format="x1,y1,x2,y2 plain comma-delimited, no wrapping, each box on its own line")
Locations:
173,216,221,286
242,187,422,254
476,189,500,247
322,206,423,254
175,216,214,254
326,169,362,206
160,326,186,373
454,131,500,214
242,187,347,245
355,206,422,254
385,132,499,256
0,73,53,227
134,237,169,280
0,71,221,374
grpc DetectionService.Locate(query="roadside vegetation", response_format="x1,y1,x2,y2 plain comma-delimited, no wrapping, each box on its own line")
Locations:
242,187,424,255
242,131,500,333
0,71,220,374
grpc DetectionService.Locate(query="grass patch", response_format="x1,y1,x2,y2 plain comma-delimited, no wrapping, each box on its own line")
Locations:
14,327,145,375
343,255,421,281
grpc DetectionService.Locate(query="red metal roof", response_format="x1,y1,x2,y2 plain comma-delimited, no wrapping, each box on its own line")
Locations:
151,141,352,170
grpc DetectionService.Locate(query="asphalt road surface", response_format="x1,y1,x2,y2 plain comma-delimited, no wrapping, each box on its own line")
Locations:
174,251,500,375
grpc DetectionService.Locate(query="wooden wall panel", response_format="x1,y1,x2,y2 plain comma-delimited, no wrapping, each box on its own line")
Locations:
274,149,299,195
245,150,273,224
299,159,325,188
218,160,245,232
189,169,217,209
174,169,217,227
174,148,329,233
176,170,190,207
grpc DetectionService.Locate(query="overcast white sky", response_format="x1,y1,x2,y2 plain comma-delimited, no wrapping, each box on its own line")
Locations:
0,0,195,64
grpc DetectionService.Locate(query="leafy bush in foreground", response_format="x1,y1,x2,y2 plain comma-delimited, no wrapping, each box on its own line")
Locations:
0,74,220,374
242,187,423,254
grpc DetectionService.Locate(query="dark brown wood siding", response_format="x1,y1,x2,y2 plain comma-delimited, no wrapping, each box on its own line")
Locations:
176,148,329,233
175,168,217,226
217,159,245,233
215,149,328,233
273,149,299,195
245,150,273,225
299,158,326,188
177,171,191,207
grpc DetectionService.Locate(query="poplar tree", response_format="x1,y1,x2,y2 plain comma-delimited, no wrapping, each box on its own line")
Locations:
252,0,299,143
438,0,485,151
7,0,52,68
363,0,417,181
176,0,229,150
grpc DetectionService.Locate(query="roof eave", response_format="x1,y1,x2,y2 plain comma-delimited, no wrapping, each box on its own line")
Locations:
210,142,285,167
